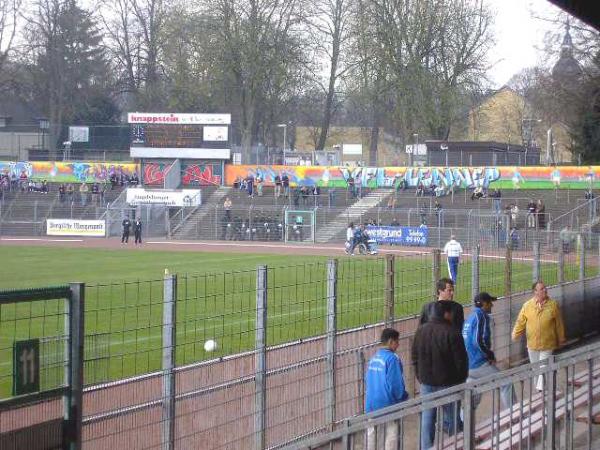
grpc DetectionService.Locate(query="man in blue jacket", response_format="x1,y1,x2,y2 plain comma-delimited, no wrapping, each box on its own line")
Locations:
365,328,409,449
462,292,515,410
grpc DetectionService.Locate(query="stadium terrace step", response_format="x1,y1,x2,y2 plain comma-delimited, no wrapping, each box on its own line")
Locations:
171,186,232,239
315,189,392,243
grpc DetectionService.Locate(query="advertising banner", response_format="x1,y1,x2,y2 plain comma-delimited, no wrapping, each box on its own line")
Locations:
126,188,202,206
47,219,106,237
127,113,231,125
366,225,428,246
203,126,229,142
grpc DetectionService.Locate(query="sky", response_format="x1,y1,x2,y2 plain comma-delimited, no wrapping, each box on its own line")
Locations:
487,0,568,87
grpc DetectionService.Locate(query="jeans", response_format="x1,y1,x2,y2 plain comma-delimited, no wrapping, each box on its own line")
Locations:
420,384,462,450
468,362,515,410
367,421,398,450
528,349,553,391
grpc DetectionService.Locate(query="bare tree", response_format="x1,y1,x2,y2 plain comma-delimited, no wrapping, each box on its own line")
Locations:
0,0,20,88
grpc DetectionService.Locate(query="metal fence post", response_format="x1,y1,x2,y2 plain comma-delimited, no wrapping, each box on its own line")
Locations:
533,241,541,283
385,254,395,326
255,265,268,450
326,259,337,430
471,244,480,300
463,388,474,450
67,283,85,450
578,234,585,281
557,243,565,284
432,249,441,300
162,274,177,450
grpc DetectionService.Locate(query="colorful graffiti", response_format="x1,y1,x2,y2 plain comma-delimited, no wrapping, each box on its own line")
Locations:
0,161,139,183
143,162,167,185
182,162,222,186
224,165,600,190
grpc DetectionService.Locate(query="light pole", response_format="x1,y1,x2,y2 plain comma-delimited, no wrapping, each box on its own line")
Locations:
277,124,287,165
412,133,418,167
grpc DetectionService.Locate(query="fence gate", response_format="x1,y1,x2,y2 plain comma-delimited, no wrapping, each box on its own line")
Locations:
0,284,84,450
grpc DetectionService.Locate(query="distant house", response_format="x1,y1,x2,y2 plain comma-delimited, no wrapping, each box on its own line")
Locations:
0,95,46,160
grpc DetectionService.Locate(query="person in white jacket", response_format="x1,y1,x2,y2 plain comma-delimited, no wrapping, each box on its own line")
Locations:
443,235,463,283
345,222,355,254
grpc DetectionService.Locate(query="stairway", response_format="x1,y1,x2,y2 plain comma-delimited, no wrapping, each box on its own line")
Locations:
171,186,232,239
316,189,391,243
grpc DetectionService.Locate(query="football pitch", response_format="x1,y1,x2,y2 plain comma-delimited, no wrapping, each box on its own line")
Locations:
0,245,587,395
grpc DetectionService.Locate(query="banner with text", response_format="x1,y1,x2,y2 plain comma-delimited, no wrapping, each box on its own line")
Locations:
126,188,202,206
366,225,428,246
47,219,106,237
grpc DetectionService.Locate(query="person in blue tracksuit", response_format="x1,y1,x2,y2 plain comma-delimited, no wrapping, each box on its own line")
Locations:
462,292,515,410
365,328,409,449
443,235,463,283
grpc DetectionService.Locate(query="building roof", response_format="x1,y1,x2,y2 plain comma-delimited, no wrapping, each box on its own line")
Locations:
552,22,583,82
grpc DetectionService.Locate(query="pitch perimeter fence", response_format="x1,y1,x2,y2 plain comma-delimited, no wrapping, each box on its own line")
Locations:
2,240,600,449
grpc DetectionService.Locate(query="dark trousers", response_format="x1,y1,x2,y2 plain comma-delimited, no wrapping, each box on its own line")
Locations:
135,231,142,244
121,230,129,243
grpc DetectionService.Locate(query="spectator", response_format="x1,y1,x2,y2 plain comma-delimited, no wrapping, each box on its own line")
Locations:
443,235,463,284
10,172,17,191
300,185,310,205
365,328,409,449
223,197,232,221
79,182,88,206
293,187,301,207
390,217,399,227
537,199,546,229
274,173,282,197
416,182,425,197
134,218,143,245
355,176,363,198
246,174,254,197
66,183,74,201
121,217,131,244
312,185,320,206
510,204,519,228
434,200,444,227
282,173,290,198
560,225,573,253
58,184,66,202
256,173,263,196
420,278,464,332
91,182,100,205
412,301,468,450
41,180,49,194
348,176,355,198
471,185,484,201
512,281,566,391
463,292,515,410
419,206,427,226
491,189,502,214
510,227,520,250
527,199,537,228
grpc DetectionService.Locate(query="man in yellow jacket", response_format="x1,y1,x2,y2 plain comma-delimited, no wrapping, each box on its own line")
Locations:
512,280,566,391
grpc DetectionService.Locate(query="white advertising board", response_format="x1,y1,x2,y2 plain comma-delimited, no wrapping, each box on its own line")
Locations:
130,147,231,159
342,144,363,155
126,188,202,207
69,126,89,142
47,219,106,237
405,144,427,155
127,113,231,125
203,126,229,142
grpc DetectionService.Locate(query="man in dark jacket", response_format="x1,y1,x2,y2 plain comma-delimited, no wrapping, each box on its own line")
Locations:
134,218,142,245
121,218,131,244
412,301,468,450
419,278,464,332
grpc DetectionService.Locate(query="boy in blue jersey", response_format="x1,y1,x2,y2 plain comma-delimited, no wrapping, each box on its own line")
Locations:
365,328,409,449
462,292,515,410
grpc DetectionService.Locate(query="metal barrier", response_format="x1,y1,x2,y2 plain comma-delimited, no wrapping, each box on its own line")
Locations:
278,340,600,450
0,284,84,450
76,241,600,449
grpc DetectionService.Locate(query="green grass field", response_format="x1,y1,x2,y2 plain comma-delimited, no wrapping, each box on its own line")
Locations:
0,245,590,396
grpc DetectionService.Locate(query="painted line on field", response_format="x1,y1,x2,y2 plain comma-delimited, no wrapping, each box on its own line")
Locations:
0,237,84,242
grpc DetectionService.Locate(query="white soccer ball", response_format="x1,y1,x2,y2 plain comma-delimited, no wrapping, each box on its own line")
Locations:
204,339,217,352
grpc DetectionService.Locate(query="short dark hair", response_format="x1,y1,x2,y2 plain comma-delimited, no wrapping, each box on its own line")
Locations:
380,328,400,343
532,280,543,291
436,278,454,294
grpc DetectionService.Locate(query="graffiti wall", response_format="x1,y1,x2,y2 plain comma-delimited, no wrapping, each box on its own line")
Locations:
0,161,139,183
181,162,222,186
143,161,223,186
225,165,600,190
